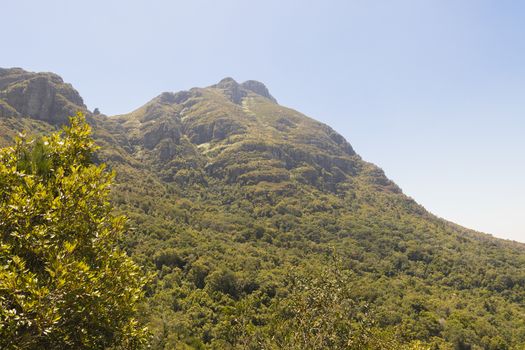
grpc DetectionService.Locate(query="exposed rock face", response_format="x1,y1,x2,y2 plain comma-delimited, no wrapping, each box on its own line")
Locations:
241,80,277,103
0,99,18,118
185,118,246,145
210,77,277,104
143,120,182,150
159,91,192,105
211,77,246,104
0,67,87,124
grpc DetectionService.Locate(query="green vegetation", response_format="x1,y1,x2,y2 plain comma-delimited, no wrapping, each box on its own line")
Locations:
0,115,148,349
101,78,525,349
2,69,525,349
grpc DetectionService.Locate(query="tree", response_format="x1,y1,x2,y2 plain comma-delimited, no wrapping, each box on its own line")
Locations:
0,114,149,349
264,255,432,349
268,258,403,350
217,254,432,349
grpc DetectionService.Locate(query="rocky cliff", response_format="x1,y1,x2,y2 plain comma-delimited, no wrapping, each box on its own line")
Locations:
0,67,87,124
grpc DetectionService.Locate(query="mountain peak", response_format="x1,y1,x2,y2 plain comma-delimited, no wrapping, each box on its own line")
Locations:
211,77,244,104
211,77,277,104
215,77,239,87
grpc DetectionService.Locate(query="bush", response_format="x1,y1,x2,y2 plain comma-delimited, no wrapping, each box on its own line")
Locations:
0,114,149,349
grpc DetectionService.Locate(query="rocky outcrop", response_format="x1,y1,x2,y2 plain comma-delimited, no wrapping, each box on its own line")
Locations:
0,99,19,118
142,120,182,150
184,118,246,144
241,80,277,103
211,78,277,104
0,67,87,124
212,77,246,104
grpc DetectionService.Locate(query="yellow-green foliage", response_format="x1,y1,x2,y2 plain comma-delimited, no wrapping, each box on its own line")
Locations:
0,114,148,349
100,81,525,349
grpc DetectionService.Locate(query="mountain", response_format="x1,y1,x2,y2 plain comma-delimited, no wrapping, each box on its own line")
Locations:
0,67,87,122
0,67,89,147
1,68,525,349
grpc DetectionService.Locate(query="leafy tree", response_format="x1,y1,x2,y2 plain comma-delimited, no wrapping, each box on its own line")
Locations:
214,255,432,349
268,257,412,350
0,114,149,349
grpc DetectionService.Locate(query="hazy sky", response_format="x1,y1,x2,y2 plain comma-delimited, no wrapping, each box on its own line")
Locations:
3,1,524,242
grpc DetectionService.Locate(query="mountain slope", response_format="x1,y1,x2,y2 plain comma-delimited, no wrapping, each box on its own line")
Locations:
1,68,525,349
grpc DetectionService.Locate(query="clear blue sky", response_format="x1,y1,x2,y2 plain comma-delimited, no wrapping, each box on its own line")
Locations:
3,0,524,242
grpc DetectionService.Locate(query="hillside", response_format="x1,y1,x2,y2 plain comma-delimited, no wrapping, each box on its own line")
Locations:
1,68,525,349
